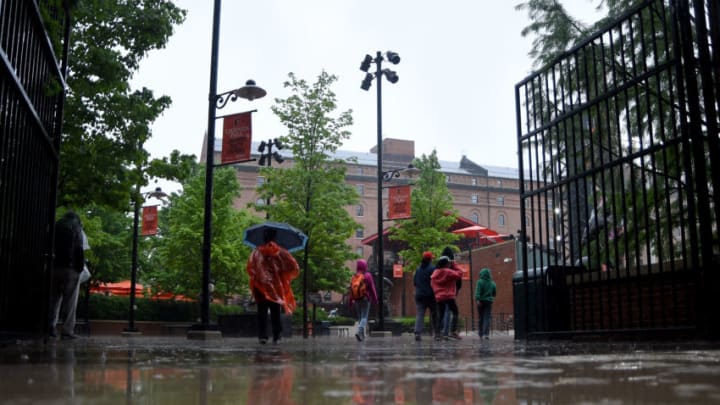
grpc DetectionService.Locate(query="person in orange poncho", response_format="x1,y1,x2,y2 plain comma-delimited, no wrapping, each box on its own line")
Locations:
247,228,300,344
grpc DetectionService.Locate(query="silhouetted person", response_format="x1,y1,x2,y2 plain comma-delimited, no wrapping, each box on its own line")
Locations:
49,211,85,339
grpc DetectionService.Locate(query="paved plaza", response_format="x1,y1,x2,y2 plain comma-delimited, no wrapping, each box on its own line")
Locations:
1,332,719,404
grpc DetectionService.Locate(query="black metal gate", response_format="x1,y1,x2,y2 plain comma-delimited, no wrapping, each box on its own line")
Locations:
515,0,719,339
0,1,70,336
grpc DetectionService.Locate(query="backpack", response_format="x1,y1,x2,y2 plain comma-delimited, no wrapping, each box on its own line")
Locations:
350,273,367,300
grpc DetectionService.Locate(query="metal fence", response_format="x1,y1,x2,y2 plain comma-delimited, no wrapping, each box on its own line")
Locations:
515,0,719,339
0,0,69,336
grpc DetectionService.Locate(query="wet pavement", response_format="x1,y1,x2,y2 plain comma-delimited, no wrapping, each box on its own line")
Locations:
1,333,719,404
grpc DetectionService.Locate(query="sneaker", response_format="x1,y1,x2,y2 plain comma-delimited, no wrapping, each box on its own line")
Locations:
259,338,268,345
272,337,281,345
355,333,364,342
60,334,77,340
483,335,490,340
434,336,442,342
450,333,462,340
414,334,421,342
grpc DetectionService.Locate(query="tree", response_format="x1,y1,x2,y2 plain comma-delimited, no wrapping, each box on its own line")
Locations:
147,165,259,299
390,150,459,271
265,71,359,296
43,0,187,210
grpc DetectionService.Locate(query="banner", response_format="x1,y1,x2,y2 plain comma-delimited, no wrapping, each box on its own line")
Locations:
221,111,252,164
455,262,470,280
393,263,404,279
141,205,159,236
387,185,411,219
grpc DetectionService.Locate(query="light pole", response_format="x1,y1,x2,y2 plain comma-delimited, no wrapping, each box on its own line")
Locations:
196,0,266,337
257,138,284,217
124,187,167,334
360,50,400,331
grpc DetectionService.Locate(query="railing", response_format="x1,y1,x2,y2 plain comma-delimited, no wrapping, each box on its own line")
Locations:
0,0,70,335
515,0,719,339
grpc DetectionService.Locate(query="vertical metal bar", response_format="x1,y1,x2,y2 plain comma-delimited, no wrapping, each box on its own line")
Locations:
200,0,222,328
516,79,530,338
375,50,385,331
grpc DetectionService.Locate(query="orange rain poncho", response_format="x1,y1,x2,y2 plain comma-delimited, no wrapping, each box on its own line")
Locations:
246,241,300,313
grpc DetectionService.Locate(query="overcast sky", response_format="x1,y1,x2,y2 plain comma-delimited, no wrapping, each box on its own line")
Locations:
132,1,603,173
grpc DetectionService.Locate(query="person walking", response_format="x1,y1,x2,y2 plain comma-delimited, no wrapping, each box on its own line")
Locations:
48,211,85,339
475,267,497,339
246,228,300,344
430,256,463,340
441,246,463,339
348,259,378,341
413,251,440,341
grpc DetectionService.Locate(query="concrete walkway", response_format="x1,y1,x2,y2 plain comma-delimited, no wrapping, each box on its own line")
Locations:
1,333,719,404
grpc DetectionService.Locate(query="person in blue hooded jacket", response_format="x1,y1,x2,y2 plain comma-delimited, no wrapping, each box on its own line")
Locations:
474,267,496,339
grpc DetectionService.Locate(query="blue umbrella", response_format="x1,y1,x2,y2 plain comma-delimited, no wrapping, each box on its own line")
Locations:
242,221,308,253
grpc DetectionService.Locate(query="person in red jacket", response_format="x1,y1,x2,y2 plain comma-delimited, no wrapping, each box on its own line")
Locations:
430,256,464,340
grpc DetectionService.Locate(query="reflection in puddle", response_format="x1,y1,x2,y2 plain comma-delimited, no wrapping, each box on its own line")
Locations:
0,338,719,404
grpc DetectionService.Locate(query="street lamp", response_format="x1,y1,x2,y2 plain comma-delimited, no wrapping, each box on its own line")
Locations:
360,50,400,331
195,0,266,338
124,187,167,334
257,138,284,216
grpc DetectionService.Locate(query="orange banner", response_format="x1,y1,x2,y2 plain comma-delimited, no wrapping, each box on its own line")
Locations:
387,185,411,219
393,264,404,278
221,111,252,164
455,262,470,280
141,205,159,236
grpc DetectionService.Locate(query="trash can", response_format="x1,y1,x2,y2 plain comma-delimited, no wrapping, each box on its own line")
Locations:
513,266,572,339
513,267,547,339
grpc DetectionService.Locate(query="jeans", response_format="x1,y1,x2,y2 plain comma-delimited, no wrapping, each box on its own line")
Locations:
439,299,459,336
477,300,493,337
355,298,371,336
414,296,440,336
48,267,80,335
256,297,282,341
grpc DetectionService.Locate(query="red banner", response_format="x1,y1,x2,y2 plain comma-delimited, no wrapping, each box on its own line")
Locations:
141,206,159,236
221,111,252,164
393,264,404,278
387,185,411,220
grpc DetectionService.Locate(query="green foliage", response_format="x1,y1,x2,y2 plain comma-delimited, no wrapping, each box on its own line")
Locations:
148,166,260,300
78,294,242,322
265,72,360,297
390,151,459,270
46,0,187,210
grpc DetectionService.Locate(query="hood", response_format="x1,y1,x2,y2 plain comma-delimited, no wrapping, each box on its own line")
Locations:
356,259,368,273
258,241,281,256
479,268,492,280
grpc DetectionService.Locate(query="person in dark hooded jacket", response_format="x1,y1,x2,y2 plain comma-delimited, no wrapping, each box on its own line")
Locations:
413,251,440,341
475,267,497,339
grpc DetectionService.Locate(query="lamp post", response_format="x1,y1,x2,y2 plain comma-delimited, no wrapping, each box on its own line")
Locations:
360,51,400,331
124,187,167,334
196,0,266,336
257,138,284,216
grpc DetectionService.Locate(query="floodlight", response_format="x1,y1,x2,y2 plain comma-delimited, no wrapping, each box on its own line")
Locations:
384,69,399,84
385,51,400,64
360,54,373,72
361,73,373,91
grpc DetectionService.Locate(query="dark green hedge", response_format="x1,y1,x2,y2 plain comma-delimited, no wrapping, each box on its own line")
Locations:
77,294,243,322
